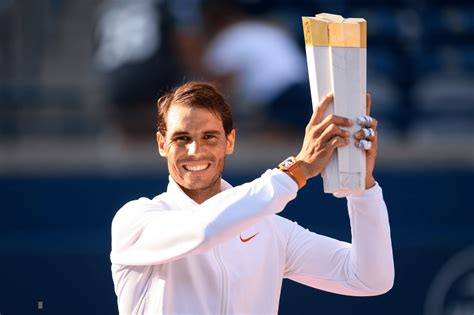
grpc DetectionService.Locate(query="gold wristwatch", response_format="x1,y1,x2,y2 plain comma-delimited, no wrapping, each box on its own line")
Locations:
278,156,307,189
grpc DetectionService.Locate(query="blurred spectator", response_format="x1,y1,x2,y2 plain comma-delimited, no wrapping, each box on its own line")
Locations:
94,0,182,140
165,1,353,135
199,0,312,131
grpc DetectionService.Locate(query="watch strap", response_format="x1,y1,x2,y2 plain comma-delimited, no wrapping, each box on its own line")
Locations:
278,157,307,189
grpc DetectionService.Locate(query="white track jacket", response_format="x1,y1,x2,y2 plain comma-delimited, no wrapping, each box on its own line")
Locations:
111,169,394,314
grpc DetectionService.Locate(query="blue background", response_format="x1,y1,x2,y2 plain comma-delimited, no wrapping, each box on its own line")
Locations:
1,170,473,314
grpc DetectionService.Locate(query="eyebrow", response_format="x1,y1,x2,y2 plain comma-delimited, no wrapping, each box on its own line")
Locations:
202,130,222,135
170,130,223,138
170,131,190,138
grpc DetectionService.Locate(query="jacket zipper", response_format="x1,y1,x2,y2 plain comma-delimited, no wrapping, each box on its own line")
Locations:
214,246,228,314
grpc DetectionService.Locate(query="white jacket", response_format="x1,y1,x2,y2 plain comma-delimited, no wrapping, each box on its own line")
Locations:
111,169,394,314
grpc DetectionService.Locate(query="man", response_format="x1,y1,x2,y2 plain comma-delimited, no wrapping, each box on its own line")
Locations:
110,81,394,314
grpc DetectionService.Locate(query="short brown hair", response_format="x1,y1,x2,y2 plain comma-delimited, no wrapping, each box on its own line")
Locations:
157,81,234,136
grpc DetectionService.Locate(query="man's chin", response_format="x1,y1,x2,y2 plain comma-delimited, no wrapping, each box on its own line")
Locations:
179,175,220,192
181,180,212,192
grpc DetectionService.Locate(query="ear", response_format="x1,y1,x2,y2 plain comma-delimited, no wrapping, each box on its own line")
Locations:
156,132,167,157
225,129,236,155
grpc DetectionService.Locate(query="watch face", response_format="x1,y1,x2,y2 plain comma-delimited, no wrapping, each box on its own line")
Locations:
281,157,296,170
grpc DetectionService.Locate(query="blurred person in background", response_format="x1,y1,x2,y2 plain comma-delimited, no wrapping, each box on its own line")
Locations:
172,0,312,132
94,0,182,140
110,81,394,314
201,0,312,131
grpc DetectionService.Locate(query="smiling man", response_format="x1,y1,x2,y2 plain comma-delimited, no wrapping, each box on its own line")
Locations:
156,89,235,204
110,81,394,314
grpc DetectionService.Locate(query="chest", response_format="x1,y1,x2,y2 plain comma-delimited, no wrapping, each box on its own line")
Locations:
162,222,287,286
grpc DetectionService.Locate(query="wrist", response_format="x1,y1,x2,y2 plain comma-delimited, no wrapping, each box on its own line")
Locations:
278,156,307,189
294,154,312,180
365,174,376,189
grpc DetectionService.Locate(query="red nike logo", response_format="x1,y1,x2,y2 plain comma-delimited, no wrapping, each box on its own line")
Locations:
240,232,259,243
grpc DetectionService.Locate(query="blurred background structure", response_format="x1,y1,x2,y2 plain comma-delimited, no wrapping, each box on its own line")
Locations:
0,0,473,314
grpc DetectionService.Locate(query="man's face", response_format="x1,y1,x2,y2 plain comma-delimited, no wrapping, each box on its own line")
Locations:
157,104,235,202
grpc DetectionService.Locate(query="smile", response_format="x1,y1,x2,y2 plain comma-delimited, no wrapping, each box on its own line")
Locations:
183,164,210,172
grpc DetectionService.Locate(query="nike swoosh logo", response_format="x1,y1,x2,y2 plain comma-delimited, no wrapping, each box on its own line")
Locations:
240,232,259,243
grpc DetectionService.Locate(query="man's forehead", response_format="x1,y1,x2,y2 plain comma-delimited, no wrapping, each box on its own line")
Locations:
166,104,223,129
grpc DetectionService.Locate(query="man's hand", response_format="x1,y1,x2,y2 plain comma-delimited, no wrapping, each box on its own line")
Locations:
295,93,352,180
353,94,377,189
295,93,379,189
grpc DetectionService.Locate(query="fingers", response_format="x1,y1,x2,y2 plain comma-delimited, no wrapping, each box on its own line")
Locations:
366,93,371,115
353,128,375,140
315,114,353,135
356,115,378,129
362,128,375,138
310,93,334,125
356,139,372,150
354,113,378,151
329,136,350,149
310,93,371,127
356,115,372,128
319,122,350,145
354,127,376,150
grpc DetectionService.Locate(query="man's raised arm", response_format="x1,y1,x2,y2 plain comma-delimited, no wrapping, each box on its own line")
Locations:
110,169,297,266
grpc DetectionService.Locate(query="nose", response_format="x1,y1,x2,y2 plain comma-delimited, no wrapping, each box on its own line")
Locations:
187,140,201,155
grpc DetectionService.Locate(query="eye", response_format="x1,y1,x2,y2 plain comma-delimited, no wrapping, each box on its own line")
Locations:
203,134,217,141
174,136,191,143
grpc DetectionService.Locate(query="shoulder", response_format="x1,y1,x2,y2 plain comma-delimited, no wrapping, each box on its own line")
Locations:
112,193,168,226
270,214,293,226
120,195,165,213
267,214,313,238
262,214,296,236
252,215,298,252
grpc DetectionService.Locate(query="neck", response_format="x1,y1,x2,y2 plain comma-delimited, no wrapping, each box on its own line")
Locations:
180,180,222,204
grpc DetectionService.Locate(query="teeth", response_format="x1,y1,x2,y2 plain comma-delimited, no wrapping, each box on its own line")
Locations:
184,164,209,172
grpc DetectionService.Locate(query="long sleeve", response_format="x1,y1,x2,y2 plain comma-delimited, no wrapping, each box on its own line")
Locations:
283,183,394,296
110,169,298,266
